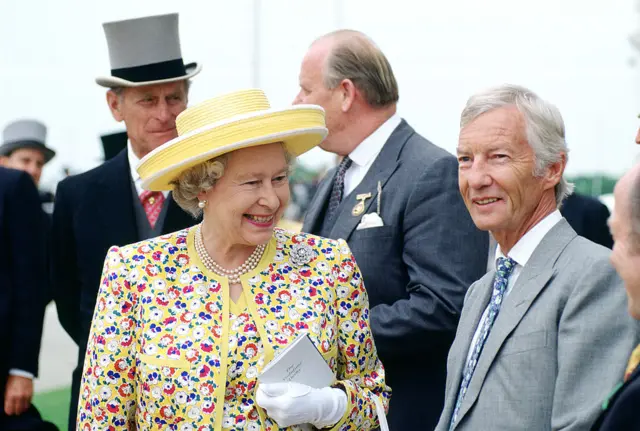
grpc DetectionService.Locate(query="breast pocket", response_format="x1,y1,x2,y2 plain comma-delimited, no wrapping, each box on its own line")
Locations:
499,330,549,357
137,354,194,430
350,225,394,241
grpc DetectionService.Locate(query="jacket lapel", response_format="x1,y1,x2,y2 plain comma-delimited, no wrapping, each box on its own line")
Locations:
442,273,495,420
91,151,139,246
328,161,399,241
327,120,413,241
455,219,576,425
302,170,336,235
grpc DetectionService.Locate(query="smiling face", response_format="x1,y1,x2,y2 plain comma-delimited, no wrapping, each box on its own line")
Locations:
200,143,290,248
457,105,562,249
107,81,188,159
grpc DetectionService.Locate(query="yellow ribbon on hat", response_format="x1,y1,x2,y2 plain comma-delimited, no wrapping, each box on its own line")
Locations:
624,344,640,382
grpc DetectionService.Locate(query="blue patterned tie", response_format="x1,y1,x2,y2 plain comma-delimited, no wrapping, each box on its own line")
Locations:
324,156,352,224
449,256,516,430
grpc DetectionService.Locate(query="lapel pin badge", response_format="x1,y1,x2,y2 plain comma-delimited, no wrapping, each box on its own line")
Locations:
356,181,384,230
352,192,372,216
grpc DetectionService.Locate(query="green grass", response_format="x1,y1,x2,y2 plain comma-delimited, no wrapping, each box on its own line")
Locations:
33,386,70,431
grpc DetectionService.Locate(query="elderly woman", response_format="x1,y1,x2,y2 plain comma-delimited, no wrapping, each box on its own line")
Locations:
76,89,390,431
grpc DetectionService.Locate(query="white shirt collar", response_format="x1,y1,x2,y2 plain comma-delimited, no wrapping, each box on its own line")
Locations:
127,141,169,198
127,141,141,184
348,113,401,167
496,209,563,267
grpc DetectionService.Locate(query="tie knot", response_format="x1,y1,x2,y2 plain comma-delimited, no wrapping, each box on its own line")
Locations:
496,256,516,278
338,156,352,172
140,190,163,205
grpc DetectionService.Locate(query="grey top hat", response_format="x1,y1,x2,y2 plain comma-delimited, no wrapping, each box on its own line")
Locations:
1,119,55,163
96,13,201,88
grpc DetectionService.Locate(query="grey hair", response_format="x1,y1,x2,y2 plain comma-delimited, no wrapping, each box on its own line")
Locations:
170,143,294,218
460,84,574,207
171,154,229,218
320,30,399,108
109,79,192,99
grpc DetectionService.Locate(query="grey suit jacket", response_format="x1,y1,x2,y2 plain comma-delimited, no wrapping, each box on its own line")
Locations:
303,120,489,429
436,219,640,431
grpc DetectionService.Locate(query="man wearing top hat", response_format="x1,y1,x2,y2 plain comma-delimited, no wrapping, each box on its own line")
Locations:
50,13,200,430
0,119,56,202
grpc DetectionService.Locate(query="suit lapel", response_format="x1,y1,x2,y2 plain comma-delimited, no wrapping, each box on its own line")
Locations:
302,170,335,235
443,273,495,418
327,120,413,241
455,219,576,425
328,161,399,241
91,151,139,246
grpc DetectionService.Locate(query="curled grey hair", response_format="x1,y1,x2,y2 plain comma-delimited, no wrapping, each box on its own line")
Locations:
170,144,294,218
460,84,574,207
321,30,399,108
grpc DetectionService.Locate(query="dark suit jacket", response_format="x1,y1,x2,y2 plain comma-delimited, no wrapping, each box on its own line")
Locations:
0,167,46,378
592,366,640,430
0,167,47,407
302,120,488,430
561,192,613,249
50,149,195,429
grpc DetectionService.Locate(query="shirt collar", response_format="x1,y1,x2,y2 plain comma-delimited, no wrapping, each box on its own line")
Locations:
348,113,401,167
127,140,141,183
496,209,563,267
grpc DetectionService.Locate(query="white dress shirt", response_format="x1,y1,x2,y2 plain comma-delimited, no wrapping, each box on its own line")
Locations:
343,114,402,196
127,142,169,199
464,210,563,364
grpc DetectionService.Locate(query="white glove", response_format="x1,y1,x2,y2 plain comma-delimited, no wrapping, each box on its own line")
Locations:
256,382,347,429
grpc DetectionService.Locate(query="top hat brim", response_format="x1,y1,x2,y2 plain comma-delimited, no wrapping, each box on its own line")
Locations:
0,141,56,163
95,62,201,88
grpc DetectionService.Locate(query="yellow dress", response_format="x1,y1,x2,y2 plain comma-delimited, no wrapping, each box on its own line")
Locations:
77,227,390,431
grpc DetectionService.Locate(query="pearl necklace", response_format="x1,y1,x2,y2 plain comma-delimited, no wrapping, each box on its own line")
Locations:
194,224,266,284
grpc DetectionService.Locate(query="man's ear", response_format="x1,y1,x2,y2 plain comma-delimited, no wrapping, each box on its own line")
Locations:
544,152,566,191
106,90,125,122
339,79,357,113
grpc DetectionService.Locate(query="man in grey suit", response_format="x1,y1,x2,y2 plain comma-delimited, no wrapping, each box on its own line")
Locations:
436,84,640,431
295,30,488,430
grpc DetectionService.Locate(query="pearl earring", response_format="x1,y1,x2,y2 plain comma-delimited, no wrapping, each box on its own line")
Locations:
198,200,207,209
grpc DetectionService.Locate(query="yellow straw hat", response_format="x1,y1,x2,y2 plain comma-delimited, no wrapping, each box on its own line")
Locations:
137,89,328,191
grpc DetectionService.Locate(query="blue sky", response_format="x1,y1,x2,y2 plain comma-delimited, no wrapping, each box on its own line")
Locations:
2,0,639,191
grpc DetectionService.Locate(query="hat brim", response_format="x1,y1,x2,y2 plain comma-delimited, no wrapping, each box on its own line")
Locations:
138,105,327,191
95,62,201,88
0,141,56,164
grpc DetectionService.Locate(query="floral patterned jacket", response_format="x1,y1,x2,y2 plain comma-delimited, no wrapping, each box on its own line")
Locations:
77,226,390,431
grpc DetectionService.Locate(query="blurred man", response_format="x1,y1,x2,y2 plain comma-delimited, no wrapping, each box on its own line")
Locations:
296,30,488,430
0,167,57,431
436,84,638,430
0,119,56,209
1,120,56,302
0,120,55,187
561,191,613,248
51,13,200,430
591,162,640,430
